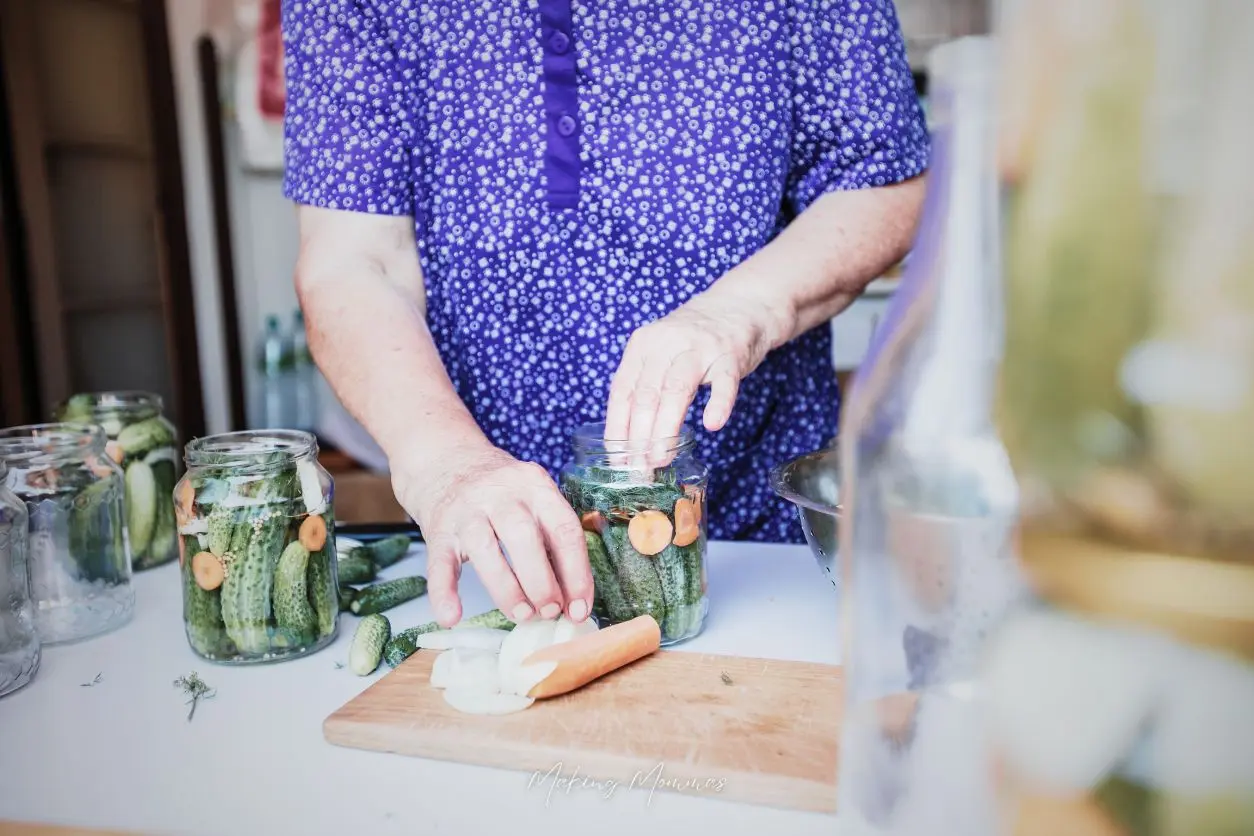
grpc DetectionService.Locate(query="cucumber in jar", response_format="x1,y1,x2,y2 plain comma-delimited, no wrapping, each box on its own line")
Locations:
219,474,295,655
182,534,234,658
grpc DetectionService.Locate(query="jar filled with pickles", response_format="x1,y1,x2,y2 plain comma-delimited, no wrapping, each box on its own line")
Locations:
0,423,134,644
0,461,40,696
174,430,339,663
55,391,181,570
988,0,1254,833
560,422,707,645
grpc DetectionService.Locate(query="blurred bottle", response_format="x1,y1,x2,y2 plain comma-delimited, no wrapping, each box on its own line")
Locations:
253,313,292,429
290,308,318,433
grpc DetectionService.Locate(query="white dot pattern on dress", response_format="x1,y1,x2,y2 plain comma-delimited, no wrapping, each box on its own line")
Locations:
281,0,930,543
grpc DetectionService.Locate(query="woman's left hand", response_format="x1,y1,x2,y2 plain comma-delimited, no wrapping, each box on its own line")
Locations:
603,288,781,459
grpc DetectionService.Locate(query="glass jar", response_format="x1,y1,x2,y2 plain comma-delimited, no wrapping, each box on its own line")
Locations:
559,422,708,646
54,391,181,570
0,461,40,697
175,429,339,663
0,423,134,644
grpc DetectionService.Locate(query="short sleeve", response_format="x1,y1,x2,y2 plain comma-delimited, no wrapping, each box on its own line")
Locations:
785,0,930,215
281,0,414,215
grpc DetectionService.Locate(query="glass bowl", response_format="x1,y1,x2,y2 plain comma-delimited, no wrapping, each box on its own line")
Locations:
770,445,841,592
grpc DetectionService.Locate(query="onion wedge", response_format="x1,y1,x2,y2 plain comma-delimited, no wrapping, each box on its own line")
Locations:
414,627,510,652
442,689,534,715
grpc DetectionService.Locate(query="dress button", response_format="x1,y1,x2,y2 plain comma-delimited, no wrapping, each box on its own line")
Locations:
556,113,577,137
549,31,570,54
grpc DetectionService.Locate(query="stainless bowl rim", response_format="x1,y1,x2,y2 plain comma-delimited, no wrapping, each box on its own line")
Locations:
769,446,842,517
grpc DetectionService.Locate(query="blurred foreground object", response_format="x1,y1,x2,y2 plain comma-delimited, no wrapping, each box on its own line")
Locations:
988,0,1254,833
836,34,1026,835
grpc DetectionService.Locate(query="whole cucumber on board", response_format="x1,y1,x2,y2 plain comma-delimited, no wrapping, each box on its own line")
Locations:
349,533,412,569
182,534,234,658
337,553,375,585
273,540,317,642
349,575,427,616
382,608,514,669
125,460,157,563
349,614,391,675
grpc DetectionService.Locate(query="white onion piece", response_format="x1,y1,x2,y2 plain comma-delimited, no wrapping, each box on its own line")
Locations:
498,620,561,694
335,537,364,553
297,460,325,516
430,649,457,689
982,607,1168,793
415,627,509,652
196,533,209,551
434,648,501,694
552,613,599,645
512,661,559,698
443,689,534,715
179,517,208,536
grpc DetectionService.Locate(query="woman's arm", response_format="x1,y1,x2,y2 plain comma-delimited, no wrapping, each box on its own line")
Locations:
295,206,593,626
604,174,926,447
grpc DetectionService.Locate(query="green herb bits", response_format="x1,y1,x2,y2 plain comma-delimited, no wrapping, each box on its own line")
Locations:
559,422,709,646
175,430,339,663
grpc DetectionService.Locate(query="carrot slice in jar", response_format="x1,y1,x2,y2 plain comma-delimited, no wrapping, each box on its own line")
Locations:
192,551,224,591
671,497,700,546
627,509,673,556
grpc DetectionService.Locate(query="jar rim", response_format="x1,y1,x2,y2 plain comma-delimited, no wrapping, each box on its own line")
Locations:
184,429,317,471
0,422,107,464
570,421,696,456
56,390,163,418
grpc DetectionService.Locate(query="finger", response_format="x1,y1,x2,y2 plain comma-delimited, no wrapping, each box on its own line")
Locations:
460,515,534,623
491,500,564,619
703,355,741,431
532,489,595,621
604,343,644,444
425,540,464,627
647,349,702,466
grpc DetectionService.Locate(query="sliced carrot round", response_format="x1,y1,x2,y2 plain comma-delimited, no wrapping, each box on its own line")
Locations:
580,511,604,533
671,498,700,547
627,510,673,556
105,440,124,464
178,534,186,568
299,514,328,551
176,478,195,521
683,485,704,525
192,551,224,591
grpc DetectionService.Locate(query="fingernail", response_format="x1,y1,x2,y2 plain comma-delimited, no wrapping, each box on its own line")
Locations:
539,602,561,620
512,602,534,622
569,599,589,621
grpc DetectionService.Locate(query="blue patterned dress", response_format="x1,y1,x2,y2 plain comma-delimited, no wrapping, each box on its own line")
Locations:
281,0,929,543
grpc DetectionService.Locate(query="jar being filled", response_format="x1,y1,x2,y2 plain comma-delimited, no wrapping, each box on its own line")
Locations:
559,422,708,646
54,391,181,571
0,423,134,644
0,461,40,696
174,430,338,664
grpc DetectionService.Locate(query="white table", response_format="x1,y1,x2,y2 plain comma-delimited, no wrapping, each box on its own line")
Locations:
0,540,842,836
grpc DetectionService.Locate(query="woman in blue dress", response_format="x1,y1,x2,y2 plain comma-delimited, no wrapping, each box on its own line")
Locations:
281,0,929,627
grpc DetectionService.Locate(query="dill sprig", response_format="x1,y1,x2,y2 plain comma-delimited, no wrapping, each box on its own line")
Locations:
173,671,216,721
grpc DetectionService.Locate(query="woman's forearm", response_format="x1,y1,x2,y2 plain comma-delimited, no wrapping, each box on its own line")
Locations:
708,175,927,352
293,206,488,468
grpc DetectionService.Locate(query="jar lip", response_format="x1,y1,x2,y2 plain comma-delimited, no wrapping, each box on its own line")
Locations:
184,429,317,471
0,422,107,464
57,390,163,418
571,421,696,455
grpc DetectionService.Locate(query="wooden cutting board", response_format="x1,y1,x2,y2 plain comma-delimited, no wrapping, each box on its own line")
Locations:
324,648,843,813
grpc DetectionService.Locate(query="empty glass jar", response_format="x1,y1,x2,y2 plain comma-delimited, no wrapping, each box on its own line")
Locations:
55,391,181,570
0,461,40,697
560,421,708,645
0,423,134,645
175,430,339,664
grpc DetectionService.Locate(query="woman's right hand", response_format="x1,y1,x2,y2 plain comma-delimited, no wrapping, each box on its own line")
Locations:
391,440,594,629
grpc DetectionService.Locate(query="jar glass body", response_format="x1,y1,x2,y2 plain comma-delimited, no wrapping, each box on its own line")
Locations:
982,595,1254,836
0,424,134,644
0,463,40,696
559,422,708,646
55,391,181,570
175,429,338,664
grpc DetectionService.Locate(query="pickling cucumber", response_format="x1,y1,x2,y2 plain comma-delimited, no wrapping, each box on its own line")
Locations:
349,533,412,569
206,506,234,557
220,476,293,655
67,475,124,582
382,608,514,668
125,460,157,561
338,586,358,612
653,543,690,640
273,540,316,640
116,416,176,461
182,534,234,657
349,575,427,616
349,613,391,675
305,511,338,637
337,553,375,585
602,524,666,622
141,458,179,570
585,530,630,623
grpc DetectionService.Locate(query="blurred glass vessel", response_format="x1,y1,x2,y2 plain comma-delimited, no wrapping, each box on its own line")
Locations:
986,1,1254,833
835,35,1026,835
0,461,40,697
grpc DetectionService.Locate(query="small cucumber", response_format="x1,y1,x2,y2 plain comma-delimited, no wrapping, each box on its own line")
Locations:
338,586,358,612
337,553,375,585
116,417,176,461
350,575,427,616
205,506,234,557
349,533,412,569
124,460,157,560
273,540,316,638
382,608,514,668
584,530,630,623
349,614,391,675
141,458,179,570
